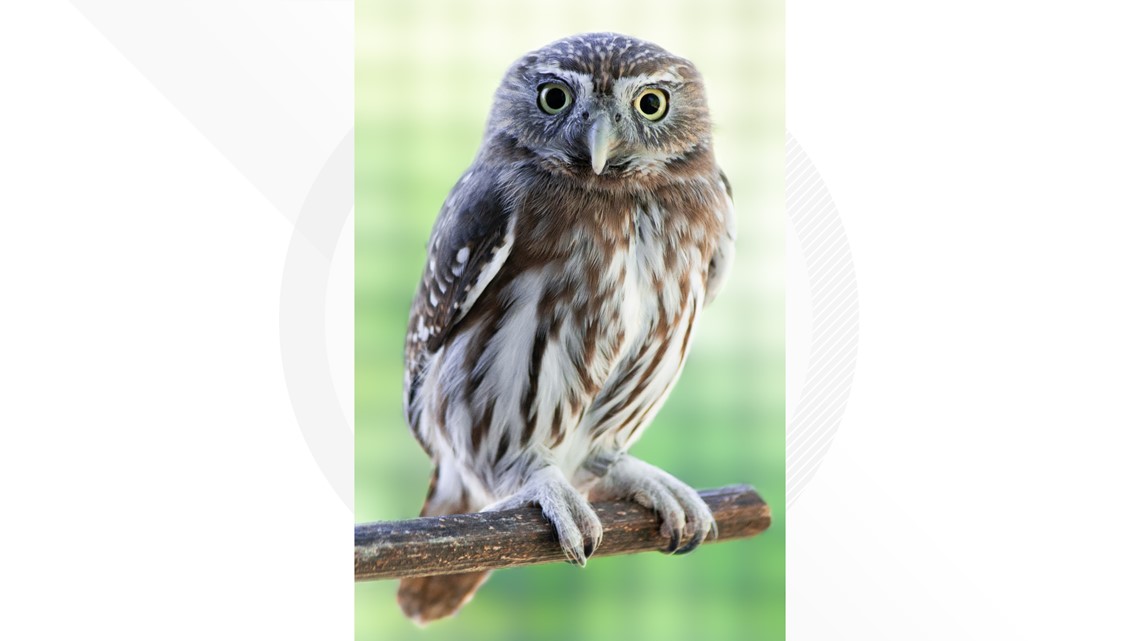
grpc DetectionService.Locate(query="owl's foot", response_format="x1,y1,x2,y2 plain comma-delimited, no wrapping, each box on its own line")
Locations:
482,466,603,567
592,455,717,555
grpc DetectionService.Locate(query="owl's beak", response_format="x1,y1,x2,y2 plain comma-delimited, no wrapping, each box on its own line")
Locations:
587,119,614,175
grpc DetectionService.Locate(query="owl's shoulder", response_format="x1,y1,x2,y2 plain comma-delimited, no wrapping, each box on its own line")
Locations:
407,163,516,349
431,165,511,244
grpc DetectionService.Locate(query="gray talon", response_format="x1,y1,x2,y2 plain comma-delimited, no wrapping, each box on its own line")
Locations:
674,528,708,555
596,455,717,557
483,466,602,567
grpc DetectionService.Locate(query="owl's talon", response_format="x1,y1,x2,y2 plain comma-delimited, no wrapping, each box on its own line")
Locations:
596,455,718,556
673,528,707,555
661,521,685,554
564,544,587,567
484,466,602,567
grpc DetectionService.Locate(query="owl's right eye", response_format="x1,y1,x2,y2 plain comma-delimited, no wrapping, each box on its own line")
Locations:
538,83,573,115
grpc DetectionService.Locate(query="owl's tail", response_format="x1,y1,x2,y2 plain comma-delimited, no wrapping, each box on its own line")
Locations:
396,466,491,625
397,571,491,625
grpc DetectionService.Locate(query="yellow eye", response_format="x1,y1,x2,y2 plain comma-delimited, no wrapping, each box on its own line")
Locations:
538,82,572,115
634,88,668,121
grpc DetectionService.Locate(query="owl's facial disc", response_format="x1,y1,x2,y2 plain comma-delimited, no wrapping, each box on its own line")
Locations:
587,118,615,175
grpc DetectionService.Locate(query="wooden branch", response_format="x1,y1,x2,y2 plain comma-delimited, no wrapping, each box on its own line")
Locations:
355,484,770,581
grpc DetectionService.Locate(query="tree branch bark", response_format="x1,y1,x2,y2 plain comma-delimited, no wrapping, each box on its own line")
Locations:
355,484,770,581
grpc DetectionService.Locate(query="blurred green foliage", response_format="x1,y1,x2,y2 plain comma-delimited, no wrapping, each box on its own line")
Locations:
356,1,784,639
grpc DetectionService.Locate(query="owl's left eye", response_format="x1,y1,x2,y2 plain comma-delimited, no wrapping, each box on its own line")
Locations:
538,82,573,115
634,88,669,121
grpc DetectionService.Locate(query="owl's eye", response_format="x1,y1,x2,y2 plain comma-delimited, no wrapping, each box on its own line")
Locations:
634,88,669,121
538,83,572,115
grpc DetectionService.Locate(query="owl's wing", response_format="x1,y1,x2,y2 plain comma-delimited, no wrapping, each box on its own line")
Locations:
704,168,737,307
404,167,514,411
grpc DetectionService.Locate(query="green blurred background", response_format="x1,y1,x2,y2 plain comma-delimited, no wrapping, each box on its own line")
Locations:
356,1,784,638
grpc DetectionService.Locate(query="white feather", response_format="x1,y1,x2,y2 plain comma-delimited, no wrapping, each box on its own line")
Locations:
458,220,515,318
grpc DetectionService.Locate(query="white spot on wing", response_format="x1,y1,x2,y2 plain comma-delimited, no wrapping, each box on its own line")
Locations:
456,247,470,264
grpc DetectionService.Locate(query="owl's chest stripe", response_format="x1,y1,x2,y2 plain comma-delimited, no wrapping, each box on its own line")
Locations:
587,302,669,431
519,316,552,447
589,339,654,426
588,286,693,437
616,295,700,439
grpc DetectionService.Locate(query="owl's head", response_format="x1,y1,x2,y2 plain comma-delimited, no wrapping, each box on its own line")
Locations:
486,33,713,183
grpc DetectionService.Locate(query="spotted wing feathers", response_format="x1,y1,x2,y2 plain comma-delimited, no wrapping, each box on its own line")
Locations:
404,168,515,420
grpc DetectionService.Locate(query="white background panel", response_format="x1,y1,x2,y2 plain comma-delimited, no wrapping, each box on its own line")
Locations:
788,1,1140,638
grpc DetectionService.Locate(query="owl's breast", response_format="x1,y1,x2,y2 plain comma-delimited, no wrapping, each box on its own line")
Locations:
538,195,714,474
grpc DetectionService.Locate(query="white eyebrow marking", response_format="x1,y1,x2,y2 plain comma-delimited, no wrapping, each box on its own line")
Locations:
647,70,681,84
631,68,682,85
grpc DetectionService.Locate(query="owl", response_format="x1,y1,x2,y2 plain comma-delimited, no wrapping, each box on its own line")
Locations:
397,32,736,623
